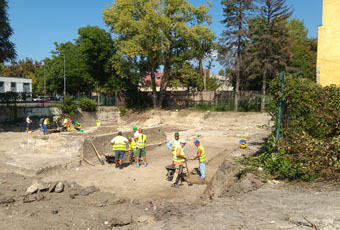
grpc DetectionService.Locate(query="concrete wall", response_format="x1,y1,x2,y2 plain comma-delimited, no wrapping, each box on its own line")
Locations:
317,0,340,86
0,105,61,122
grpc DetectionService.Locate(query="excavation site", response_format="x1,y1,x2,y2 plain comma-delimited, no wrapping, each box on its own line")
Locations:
1,109,340,230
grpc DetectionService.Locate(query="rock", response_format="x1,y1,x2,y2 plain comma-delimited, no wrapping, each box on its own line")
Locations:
0,196,15,205
109,214,133,227
79,186,99,196
51,210,59,214
55,182,64,193
26,180,49,194
23,195,36,203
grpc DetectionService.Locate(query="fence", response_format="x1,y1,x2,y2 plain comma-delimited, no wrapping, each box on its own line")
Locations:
142,90,264,112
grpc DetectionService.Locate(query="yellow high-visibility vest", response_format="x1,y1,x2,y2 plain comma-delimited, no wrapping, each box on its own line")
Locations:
136,134,146,149
171,139,180,161
174,145,185,164
113,136,126,151
198,145,206,163
131,140,136,151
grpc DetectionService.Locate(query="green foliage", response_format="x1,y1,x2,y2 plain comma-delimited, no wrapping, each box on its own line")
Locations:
245,75,340,181
0,0,16,63
288,18,317,80
79,97,97,112
104,0,216,107
59,96,78,116
119,106,127,116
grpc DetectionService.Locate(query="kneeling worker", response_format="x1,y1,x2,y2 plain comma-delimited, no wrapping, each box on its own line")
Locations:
110,131,128,169
172,139,188,187
192,140,206,180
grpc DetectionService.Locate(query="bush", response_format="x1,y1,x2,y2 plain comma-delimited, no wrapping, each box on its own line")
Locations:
79,97,97,112
243,75,340,181
59,96,78,116
119,106,127,116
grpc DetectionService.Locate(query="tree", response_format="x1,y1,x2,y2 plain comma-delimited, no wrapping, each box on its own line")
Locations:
75,26,115,89
288,18,317,80
103,0,215,108
35,26,117,97
247,0,293,112
220,0,254,111
0,0,16,63
1,58,40,78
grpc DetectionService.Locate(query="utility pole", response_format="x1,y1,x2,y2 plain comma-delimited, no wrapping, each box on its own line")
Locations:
63,54,66,97
44,63,46,92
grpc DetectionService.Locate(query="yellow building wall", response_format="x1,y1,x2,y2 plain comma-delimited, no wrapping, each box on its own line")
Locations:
316,0,340,86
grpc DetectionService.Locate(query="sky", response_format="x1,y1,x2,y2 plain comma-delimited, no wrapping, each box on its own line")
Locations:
7,0,323,75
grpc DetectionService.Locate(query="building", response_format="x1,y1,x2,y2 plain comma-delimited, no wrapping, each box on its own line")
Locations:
316,0,340,86
210,74,233,91
0,76,32,94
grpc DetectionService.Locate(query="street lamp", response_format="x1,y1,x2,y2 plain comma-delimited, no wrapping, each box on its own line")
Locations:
43,62,46,92
63,53,66,97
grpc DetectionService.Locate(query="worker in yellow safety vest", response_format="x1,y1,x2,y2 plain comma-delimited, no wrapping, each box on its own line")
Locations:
135,128,147,168
96,117,101,127
166,132,185,164
192,140,206,180
110,131,128,169
128,137,137,163
171,139,188,188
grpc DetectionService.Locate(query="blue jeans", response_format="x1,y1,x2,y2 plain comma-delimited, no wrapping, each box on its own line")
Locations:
199,161,205,179
43,124,47,134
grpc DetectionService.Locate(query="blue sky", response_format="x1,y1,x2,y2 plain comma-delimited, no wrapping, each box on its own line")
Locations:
7,0,322,74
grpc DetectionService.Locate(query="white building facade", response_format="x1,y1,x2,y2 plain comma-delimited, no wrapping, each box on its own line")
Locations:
0,76,32,94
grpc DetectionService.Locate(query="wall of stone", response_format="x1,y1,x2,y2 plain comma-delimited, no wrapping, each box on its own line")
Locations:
0,105,61,122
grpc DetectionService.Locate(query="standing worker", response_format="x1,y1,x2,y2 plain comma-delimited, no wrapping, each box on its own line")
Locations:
26,115,32,133
166,132,185,163
39,117,44,132
128,137,136,163
43,117,49,135
192,140,206,180
135,128,147,168
172,139,188,188
132,126,139,139
110,131,129,169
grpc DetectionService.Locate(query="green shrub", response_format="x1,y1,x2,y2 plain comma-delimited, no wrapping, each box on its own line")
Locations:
79,97,97,112
59,96,78,116
244,75,340,181
119,106,127,116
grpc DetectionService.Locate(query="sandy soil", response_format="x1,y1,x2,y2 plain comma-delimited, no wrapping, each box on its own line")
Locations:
1,110,339,230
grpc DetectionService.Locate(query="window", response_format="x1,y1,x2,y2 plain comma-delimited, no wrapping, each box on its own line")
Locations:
23,83,30,93
11,82,16,92
0,82,4,93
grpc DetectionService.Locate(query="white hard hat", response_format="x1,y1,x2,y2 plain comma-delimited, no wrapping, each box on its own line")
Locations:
180,139,186,143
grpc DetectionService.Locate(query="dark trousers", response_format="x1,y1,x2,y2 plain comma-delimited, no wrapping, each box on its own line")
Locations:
173,165,184,185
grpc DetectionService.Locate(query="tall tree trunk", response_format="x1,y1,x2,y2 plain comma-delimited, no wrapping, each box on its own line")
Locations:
261,71,267,112
158,58,170,108
199,59,207,91
234,60,240,112
150,62,157,108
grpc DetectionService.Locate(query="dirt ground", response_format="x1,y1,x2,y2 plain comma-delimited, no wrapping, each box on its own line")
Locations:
1,110,340,230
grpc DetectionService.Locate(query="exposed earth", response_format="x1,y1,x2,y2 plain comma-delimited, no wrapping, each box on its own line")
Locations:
0,110,340,230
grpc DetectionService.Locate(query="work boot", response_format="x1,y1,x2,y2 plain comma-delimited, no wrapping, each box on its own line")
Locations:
144,162,148,167
136,163,140,168
171,184,179,188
